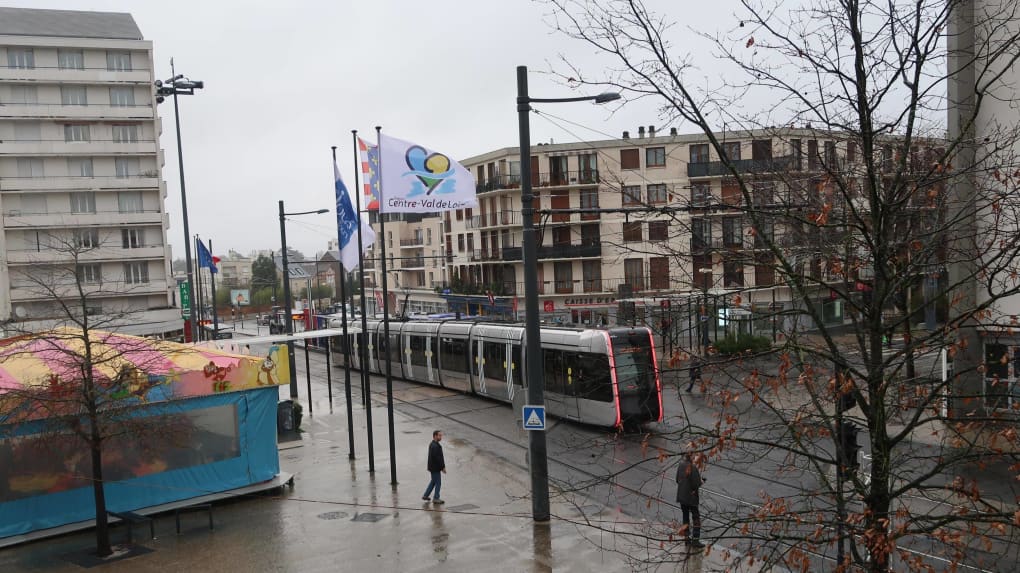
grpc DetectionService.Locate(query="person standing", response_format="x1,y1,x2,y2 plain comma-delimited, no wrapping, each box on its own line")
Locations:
687,357,703,392
675,451,705,548
422,430,446,504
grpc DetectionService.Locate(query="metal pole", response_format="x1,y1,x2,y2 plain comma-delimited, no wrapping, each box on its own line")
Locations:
351,130,375,473
326,336,333,406
333,145,356,460
195,235,205,342
171,59,199,343
376,125,399,486
208,239,219,339
517,65,550,522
304,339,312,415
279,201,299,398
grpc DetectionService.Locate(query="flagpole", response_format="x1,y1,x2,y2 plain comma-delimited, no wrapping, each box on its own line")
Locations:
208,238,219,340
375,125,399,487
352,130,375,474
333,145,356,461
195,234,205,342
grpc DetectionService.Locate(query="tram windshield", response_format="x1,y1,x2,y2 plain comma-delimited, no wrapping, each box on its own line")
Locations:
609,330,655,392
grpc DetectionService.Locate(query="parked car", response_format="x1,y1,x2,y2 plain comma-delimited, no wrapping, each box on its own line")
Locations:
256,313,271,326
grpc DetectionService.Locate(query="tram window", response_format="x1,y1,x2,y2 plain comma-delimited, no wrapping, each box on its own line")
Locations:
440,337,469,373
410,335,427,367
543,349,564,394
511,344,522,385
578,353,613,402
389,333,401,364
371,334,381,361
484,341,506,382
472,340,482,376
562,353,579,397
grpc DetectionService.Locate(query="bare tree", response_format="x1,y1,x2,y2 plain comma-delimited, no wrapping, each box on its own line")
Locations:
0,234,187,557
542,1,1020,571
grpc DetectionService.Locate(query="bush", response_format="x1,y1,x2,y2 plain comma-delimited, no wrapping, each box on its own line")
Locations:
713,333,772,355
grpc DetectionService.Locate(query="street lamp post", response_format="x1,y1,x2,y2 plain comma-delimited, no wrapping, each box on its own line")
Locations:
155,61,203,342
698,267,712,354
278,201,329,398
516,65,619,522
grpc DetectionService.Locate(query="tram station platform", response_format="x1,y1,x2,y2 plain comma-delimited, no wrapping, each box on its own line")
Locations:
0,372,749,572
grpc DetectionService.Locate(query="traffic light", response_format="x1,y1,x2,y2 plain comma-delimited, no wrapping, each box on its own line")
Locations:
836,421,861,479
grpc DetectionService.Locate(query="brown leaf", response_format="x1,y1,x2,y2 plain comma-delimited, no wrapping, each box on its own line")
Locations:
746,36,755,48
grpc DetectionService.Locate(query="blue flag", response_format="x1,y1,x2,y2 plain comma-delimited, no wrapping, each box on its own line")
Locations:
335,162,375,270
196,240,218,274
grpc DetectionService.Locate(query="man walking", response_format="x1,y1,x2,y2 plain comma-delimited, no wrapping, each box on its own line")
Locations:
687,357,703,392
422,430,446,504
676,450,705,549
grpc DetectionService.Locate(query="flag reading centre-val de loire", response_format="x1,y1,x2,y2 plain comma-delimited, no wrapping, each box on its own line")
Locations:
377,133,477,213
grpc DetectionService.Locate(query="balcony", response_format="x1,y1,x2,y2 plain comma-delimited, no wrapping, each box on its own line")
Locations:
0,138,158,156
2,208,165,228
0,65,152,85
0,102,154,120
9,278,171,302
6,244,167,265
0,174,161,192
399,237,425,248
467,210,523,229
500,242,601,261
475,170,601,193
687,156,796,177
399,257,426,269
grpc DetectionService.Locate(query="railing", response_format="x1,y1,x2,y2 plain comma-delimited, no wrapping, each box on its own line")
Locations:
687,156,796,177
3,207,163,217
399,258,425,269
399,237,424,247
501,242,601,261
475,170,601,193
467,211,522,228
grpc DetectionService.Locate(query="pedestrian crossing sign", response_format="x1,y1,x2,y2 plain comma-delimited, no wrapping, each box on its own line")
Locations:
522,405,546,431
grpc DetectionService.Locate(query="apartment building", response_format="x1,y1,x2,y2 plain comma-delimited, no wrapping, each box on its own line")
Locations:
432,126,943,332
0,8,177,336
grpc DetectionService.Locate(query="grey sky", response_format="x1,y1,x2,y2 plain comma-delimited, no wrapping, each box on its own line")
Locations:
10,0,738,258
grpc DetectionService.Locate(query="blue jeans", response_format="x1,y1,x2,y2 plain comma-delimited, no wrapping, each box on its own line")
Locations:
423,471,442,500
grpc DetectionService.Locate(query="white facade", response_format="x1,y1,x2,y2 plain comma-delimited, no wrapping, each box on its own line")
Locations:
0,8,176,334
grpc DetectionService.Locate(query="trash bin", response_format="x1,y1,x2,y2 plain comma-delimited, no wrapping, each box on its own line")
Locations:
277,400,295,434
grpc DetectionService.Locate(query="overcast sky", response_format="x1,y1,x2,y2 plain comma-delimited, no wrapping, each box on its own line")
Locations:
11,0,741,258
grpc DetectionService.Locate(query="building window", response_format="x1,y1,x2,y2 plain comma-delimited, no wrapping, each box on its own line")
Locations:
647,183,668,204
58,49,84,70
70,192,96,214
549,156,569,185
691,181,711,206
724,261,744,287
124,262,149,284
109,87,135,106
649,257,670,289
122,228,143,248
754,254,774,286
691,218,711,250
77,263,101,284
791,139,803,170
112,124,140,143
582,260,602,292
808,140,819,170
68,158,94,177
620,148,640,169
552,226,571,246
722,217,742,247
10,85,38,104
74,228,99,249
117,191,143,213
457,234,465,252
580,189,599,220
722,141,741,161
752,181,775,206
648,220,669,241
61,86,88,106
554,262,573,293
646,147,666,167
15,122,41,141
427,228,433,245
7,48,34,69
16,158,44,178
753,219,774,248
624,259,644,292
115,157,140,178
64,124,91,142
466,233,475,252
579,153,598,183
622,185,641,206
456,209,464,221
689,144,709,164
752,139,773,160
106,51,132,71
623,221,642,242
580,224,600,246
824,141,837,169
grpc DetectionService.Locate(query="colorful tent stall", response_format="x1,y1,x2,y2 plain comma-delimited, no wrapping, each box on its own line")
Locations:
0,329,290,539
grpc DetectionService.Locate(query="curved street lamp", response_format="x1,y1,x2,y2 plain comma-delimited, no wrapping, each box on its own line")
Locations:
516,65,619,522
279,202,329,398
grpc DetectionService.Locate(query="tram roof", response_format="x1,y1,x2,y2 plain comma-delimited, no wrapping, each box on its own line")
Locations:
201,328,355,349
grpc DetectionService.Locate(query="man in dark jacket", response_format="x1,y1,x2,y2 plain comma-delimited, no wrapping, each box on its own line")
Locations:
675,451,705,548
687,357,703,392
422,430,446,504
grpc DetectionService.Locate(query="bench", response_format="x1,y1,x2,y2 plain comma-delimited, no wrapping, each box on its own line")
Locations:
107,510,154,543
174,503,214,534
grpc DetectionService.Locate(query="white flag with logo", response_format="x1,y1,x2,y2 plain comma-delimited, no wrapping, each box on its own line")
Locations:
377,133,477,213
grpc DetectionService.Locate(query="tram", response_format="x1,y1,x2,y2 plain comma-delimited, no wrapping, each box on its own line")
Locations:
327,318,663,428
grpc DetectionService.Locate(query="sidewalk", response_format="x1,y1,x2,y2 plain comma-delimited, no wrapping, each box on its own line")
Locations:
0,376,748,572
